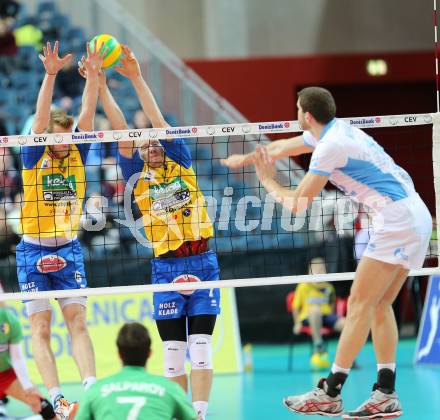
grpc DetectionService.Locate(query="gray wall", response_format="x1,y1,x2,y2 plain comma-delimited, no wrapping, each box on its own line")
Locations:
27,0,432,58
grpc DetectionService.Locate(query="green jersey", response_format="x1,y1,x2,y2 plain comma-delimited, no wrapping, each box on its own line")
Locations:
0,308,23,372
75,366,197,420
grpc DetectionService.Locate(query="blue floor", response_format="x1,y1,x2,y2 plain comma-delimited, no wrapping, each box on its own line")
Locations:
6,339,440,419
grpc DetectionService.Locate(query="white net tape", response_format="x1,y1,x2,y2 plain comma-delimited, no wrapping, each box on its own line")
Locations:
0,112,437,301
0,113,433,148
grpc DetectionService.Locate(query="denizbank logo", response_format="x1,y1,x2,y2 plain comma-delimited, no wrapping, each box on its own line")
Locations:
42,174,77,201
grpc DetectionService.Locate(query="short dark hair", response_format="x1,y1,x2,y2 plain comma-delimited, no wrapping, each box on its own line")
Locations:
117,322,151,367
298,87,336,124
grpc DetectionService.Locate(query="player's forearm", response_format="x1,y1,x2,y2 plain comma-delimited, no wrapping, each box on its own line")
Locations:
130,75,167,128
10,344,33,390
32,73,56,134
260,178,309,214
99,85,128,130
77,75,99,131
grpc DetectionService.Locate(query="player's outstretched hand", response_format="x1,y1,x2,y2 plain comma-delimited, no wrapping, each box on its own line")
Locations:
80,39,107,78
114,44,142,80
254,145,276,182
38,41,73,75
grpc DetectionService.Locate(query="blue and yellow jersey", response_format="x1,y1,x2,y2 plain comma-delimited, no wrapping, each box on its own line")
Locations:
20,141,90,239
118,139,213,257
293,282,336,322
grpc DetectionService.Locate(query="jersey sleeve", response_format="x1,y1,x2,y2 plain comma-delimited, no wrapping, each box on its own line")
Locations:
160,138,192,169
7,311,23,344
74,126,92,165
21,146,45,169
171,382,197,419
302,131,318,149
309,140,347,177
118,151,144,182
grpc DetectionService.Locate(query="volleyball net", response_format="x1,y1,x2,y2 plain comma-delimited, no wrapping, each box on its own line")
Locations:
0,112,438,302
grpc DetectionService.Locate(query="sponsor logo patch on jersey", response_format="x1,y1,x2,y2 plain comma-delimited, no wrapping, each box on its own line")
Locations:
41,158,51,169
172,274,201,295
36,255,67,273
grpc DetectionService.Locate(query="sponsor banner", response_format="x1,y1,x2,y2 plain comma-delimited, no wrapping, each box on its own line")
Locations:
0,114,433,147
7,288,242,383
415,275,440,366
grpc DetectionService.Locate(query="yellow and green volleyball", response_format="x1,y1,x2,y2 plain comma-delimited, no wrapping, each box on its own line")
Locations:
89,34,121,69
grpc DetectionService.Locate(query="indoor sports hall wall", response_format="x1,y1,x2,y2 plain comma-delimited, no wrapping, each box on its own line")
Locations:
24,0,432,58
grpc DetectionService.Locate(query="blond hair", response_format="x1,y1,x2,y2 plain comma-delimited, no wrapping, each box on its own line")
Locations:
47,109,74,133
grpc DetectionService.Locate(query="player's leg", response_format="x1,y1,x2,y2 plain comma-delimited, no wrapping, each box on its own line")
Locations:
283,256,402,416
5,379,56,419
28,305,60,396
55,239,96,388
185,251,220,420
155,316,188,391
61,302,95,384
307,305,324,350
307,306,331,369
343,267,408,419
188,314,216,419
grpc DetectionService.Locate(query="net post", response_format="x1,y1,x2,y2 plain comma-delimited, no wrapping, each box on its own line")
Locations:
432,112,440,265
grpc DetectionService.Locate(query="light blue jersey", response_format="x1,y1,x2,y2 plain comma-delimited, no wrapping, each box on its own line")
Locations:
303,119,416,211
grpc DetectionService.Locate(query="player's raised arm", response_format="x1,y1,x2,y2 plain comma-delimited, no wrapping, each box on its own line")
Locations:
79,64,134,158
77,39,106,132
220,136,312,169
32,41,72,134
114,45,168,130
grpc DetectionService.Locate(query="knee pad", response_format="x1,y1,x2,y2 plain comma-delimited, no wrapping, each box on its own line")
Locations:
163,341,187,377
40,398,56,420
58,296,87,310
25,299,52,317
188,334,212,370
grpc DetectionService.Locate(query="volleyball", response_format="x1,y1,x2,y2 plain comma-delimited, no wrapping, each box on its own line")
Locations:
89,34,121,69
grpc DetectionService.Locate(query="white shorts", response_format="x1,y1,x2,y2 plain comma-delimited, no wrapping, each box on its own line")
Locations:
363,194,432,269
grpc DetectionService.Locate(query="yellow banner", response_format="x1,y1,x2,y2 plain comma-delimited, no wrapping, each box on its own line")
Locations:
7,288,242,384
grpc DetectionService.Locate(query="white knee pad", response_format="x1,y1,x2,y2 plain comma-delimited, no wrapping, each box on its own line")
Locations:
163,341,187,378
188,334,213,370
25,299,52,316
58,296,87,310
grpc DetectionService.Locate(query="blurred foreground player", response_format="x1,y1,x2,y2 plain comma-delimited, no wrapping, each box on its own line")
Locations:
75,322,197,420
0,302,56,419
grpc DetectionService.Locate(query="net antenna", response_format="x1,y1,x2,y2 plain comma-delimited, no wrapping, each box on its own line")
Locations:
434,0,440,112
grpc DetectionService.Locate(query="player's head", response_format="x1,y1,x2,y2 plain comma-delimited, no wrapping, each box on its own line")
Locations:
138,138,165,167
47,109,74,156
297,87,336,130
308,257,327,276
117,322,152,367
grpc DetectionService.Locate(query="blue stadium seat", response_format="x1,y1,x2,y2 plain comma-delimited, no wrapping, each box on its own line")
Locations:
37,1,57,14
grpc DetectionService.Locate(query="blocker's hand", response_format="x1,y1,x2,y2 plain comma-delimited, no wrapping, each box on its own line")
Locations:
114,44,142,80
78,61,107,89
39,41,73,75
80,39,107,77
